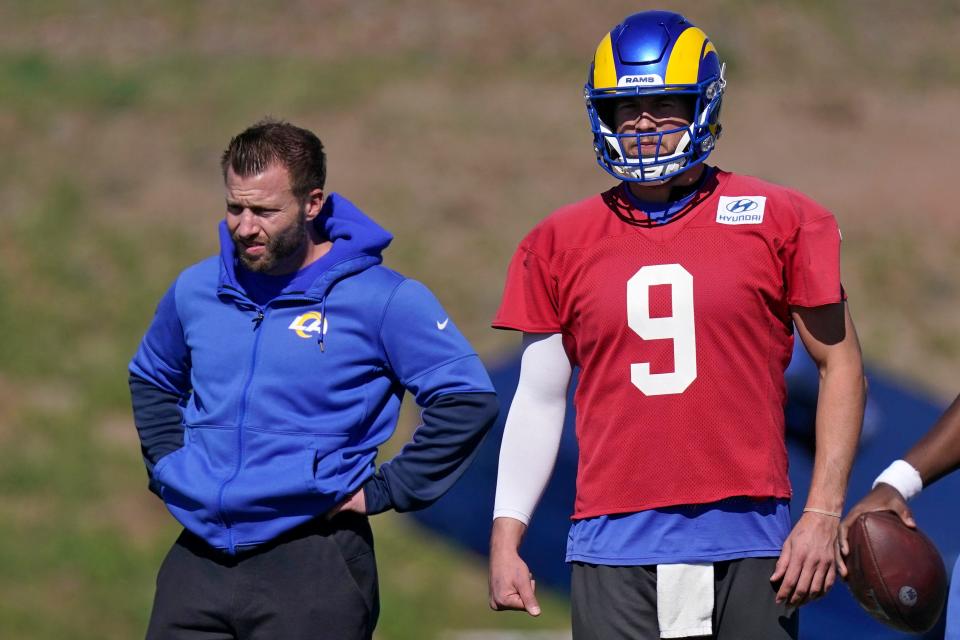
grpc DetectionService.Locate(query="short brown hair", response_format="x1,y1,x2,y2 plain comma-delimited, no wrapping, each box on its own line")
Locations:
221,118,326,201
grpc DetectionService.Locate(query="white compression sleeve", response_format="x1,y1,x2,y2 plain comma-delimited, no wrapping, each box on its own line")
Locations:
493,333,572,525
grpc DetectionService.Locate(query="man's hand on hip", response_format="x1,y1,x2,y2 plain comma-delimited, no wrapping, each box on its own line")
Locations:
327,488,367,518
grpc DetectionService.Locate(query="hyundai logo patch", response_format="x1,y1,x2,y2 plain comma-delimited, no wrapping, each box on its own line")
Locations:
717,196,766,225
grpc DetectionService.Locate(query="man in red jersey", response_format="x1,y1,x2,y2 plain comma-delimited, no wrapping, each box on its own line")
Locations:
487,11,866,639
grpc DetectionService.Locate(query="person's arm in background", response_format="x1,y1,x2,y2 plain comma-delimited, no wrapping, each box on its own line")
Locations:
488,333,571,617
837,393,960,576
771,302,866,605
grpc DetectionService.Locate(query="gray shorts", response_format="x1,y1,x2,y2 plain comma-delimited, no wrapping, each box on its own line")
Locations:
571,557,798,640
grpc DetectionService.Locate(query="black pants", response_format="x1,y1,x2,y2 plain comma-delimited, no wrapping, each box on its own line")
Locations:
571,557,799,640
146,514,379,640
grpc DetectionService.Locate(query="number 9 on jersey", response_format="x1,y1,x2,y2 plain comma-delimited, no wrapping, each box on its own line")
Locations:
626,264,697,396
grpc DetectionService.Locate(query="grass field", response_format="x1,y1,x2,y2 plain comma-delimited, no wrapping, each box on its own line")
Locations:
1,2,959,638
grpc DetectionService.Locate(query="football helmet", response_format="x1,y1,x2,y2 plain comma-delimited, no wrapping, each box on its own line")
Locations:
585,11,725,183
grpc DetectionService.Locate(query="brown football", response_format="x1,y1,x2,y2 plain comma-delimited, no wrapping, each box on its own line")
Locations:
846,510,947,633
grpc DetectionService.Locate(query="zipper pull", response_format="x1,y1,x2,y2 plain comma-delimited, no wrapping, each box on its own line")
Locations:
252,309,264,329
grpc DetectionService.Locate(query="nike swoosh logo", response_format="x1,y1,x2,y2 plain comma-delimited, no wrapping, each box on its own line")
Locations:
436,318,449,330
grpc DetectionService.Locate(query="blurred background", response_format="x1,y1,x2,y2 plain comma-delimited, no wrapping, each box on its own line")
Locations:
1,1,959,638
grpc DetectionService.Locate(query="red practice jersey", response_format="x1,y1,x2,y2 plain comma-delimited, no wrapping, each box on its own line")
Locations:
494,170,845,519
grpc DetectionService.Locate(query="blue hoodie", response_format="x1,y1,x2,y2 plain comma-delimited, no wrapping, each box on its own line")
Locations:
129,194,496,553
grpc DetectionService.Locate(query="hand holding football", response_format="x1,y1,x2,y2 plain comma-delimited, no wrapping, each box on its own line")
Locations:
845,511,947,633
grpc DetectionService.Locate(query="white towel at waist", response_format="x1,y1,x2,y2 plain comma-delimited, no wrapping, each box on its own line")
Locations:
656,562,714,638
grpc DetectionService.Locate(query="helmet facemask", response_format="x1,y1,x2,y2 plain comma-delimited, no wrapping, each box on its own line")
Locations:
586,68,725,184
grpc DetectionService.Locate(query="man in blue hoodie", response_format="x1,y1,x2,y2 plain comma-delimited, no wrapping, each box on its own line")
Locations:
129,119,499,640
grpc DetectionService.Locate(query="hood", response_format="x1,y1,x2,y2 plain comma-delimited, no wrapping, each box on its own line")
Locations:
217,192,394,300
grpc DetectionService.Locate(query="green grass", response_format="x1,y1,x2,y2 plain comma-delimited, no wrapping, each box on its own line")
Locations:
0,49,437,133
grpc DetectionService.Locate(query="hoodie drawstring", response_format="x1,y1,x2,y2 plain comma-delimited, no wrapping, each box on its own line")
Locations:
318,296,327,352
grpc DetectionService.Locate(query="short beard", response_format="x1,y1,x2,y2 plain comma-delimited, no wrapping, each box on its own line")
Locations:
235,205,308,274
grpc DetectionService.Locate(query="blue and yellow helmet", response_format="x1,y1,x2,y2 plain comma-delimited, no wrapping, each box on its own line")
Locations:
585,11,725,183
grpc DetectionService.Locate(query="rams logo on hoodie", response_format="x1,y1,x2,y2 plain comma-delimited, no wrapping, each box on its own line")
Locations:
288,311,327,338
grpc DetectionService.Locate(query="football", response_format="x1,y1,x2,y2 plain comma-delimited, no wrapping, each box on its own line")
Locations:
846,510,948,633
